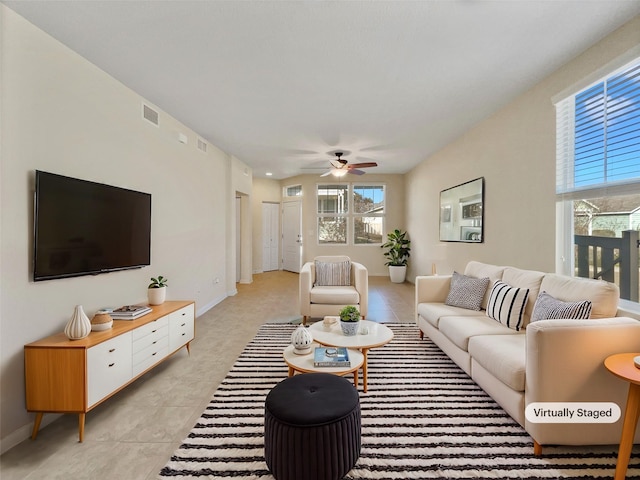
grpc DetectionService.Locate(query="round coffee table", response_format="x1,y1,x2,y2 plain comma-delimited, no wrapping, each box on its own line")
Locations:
283,343,365,388
309,320,394,392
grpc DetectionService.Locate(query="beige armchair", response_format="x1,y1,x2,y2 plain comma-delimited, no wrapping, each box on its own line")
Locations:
299,255,368,325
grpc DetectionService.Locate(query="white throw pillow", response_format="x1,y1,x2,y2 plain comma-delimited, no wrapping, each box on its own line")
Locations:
486,280,529,331
445,272,489,311
531,291,592,322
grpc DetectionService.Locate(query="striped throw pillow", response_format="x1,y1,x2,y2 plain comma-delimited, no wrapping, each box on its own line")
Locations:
531,291,592,322
486,281,529,331
444,272,490,311
314,260,351,286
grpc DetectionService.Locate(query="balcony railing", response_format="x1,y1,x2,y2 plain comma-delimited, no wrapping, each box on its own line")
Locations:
574,230,640,302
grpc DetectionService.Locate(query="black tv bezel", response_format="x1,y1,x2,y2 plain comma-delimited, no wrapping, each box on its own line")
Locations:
33,170,152,282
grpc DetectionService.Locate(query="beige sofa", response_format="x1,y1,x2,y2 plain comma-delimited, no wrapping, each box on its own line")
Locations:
416,261,640,454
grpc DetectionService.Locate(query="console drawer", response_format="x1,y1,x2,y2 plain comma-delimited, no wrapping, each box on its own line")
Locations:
132,315,168,341
87,332,132,407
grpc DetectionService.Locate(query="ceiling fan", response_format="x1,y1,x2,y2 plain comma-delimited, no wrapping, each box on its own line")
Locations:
320,152,378,177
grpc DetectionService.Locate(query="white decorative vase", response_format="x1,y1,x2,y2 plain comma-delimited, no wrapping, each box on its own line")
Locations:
64,305,92,340
148,287,166,305
340,320,360,337
291,325,313,355
389,265,407,283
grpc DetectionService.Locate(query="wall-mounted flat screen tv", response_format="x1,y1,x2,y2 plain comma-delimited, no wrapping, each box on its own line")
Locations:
33,170,151,281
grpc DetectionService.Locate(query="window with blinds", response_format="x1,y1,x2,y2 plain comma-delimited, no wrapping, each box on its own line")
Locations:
556,60,640,198
554,57,640,305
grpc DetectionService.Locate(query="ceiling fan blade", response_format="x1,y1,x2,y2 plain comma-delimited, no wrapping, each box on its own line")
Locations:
348,169,366,175
347,162,377,169
320,170,334,177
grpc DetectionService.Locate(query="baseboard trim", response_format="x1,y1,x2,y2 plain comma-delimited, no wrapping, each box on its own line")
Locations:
1,413,61,455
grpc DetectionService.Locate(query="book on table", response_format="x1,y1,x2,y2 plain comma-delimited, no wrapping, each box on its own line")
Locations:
108,305,152,320
314,346,350,367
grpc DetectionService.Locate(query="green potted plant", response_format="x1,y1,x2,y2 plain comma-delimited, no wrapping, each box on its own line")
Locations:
381,229,411,283
148,275,168,305
339,305,360,336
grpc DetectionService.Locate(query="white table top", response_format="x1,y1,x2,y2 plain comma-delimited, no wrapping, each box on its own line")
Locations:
308,319,394,349
283,343,364,374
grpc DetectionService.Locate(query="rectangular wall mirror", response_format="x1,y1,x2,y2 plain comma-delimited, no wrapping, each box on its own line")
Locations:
439,177,484,243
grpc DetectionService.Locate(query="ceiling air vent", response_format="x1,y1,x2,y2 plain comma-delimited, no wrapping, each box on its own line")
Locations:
197,138,208,153
142,104,159,126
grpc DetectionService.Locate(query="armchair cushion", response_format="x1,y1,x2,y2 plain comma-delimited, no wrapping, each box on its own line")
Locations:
314,259,351,286
310,286,360,305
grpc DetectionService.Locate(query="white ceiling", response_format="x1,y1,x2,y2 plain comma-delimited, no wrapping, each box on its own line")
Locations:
4,1,640,179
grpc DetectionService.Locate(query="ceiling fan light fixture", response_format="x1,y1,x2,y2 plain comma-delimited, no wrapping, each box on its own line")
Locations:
332,168,348,177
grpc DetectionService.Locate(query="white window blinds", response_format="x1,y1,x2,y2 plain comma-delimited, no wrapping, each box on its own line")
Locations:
556,59,640,199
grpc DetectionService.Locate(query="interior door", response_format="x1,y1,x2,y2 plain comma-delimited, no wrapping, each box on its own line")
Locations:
262,203,280,272
282,201,302,273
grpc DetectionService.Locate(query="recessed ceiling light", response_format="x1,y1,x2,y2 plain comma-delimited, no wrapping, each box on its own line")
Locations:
266,172,273,176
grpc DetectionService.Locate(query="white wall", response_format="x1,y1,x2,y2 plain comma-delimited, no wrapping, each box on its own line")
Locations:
406,15,640,280
0,6,233,450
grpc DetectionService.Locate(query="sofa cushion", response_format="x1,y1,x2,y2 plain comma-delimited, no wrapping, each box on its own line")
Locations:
417,302,487,329
310,286,359,305
501,267,545,326
438,315,518,352
468,334,526,392
531,291,592,322
445,272,489,311
538,274,618,318
486,281,529,331
464,261,507,308
314,260,351,286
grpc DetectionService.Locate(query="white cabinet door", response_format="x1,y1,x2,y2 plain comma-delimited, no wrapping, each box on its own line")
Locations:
87,332,132,408
169,304,195,352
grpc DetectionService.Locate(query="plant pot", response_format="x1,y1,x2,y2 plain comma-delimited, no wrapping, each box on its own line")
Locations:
340,320,360,336
148,286,167,305
389,265,407,283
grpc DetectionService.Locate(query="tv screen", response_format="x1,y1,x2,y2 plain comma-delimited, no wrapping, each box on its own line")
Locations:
33,171,151,281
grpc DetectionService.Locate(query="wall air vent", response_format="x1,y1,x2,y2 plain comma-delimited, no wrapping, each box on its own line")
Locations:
142,104,159,126
197,138,208,153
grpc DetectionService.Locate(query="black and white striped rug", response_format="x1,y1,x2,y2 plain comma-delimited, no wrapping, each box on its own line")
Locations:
159,323,640,479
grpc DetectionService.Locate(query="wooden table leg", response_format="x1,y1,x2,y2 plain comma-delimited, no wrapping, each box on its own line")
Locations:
353,369,359,388
78,413,86,443
362,348,369,393
614,383,640,480
31,412,43,440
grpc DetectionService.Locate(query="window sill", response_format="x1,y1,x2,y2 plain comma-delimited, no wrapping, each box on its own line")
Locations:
618,299,640,321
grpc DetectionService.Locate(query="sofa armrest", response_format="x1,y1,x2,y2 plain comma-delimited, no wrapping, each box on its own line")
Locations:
299,262,314,316
415,275,452,306
352,262,368,317
526,317,640,404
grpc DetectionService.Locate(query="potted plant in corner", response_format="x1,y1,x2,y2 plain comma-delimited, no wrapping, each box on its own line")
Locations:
148,275,168,305
381,228,411,283
339,305,361,336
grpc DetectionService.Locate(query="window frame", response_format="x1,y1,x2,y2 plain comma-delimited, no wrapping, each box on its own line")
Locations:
555,54,640,311
315,182,386,246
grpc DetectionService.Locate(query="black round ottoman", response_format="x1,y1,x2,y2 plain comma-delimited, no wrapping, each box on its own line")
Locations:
264,373,361,480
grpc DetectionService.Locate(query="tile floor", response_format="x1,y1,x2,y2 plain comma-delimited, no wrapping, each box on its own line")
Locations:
0,271,415,480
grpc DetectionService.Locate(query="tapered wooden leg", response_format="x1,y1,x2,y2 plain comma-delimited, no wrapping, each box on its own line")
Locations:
362,348,370,393
533,440,542,456
78,413,86,443
288,366,294,377
31,412,44,440
614,383,640,480
353,369,359,388
302,316,308,326
186,342,191,355
419,330,424,340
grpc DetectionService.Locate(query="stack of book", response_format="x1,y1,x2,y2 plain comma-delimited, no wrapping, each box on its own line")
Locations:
108,305,152,320
314,347,350,367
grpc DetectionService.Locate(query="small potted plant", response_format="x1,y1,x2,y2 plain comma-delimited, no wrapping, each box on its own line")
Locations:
381,228,411,283
339,305,360,336
148,275,168,305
